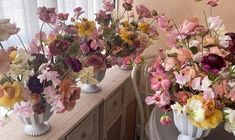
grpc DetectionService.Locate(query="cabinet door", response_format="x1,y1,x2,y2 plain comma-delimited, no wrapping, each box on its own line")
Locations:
66,108,99,140
107,116,122,140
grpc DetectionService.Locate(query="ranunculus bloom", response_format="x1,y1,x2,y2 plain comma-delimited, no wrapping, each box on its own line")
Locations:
0,49,10,74
177,48,193,64
145,91,170,108
48,39,70,56
136,4,152,18
27,75,44,94
65,57,82,72
225,32,235,53
174,91,192,105
0,19,19,41
37,7,57,24
85,54,106,69
201,53,226,73
60,79,80,112
0,81,23,109
207,0,219,7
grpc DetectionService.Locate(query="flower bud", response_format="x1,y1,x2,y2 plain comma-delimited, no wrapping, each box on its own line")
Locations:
160,115,172,125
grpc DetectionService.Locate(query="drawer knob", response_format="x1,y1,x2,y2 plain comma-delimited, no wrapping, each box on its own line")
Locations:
81,132,87,138
113,101,118,107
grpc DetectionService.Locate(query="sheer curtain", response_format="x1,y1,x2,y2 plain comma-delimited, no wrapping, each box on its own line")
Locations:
0,0,103,47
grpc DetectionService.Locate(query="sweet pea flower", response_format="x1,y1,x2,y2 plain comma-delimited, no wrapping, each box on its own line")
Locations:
37,7,57,24
174,72,190,86
13,101,32,118
207,16,224,31
192,76,212,91
150,71,170,91
145,91,170,108
136,4,152,18
0,19,19,41
207,0,219,7
103,0,114,12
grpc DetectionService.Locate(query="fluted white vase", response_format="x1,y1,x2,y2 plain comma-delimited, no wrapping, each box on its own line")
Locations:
82,69,106,93
173,111,210,140
19,103,53,136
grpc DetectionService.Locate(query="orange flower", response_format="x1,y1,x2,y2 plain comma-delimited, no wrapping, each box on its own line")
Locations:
60,79,80,111
203,100,215,117
0,49,10,74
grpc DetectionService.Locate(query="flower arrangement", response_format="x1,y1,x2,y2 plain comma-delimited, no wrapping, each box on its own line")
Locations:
145,0,235,135
96,0,159,69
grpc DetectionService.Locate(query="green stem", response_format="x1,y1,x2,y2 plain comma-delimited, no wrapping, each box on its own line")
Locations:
3,74,13,84
39,22,46,56
171,19,188,48
16,34,28,53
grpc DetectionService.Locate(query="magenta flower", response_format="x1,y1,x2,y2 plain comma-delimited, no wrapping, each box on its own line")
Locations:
65,57,82,72
103,0,114,12
136,4,152,18
207,0,219,7
201,53,226,73
145,91,170,108
37,7,57,24
150,71,170,91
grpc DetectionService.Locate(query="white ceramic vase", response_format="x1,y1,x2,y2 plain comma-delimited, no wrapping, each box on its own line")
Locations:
19,103,53,136
173,111,210,140
82,69,106,93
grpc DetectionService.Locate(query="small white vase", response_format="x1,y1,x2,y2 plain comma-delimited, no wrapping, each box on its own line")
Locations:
173,111,210,140
82,69,106,93
19,103,53,136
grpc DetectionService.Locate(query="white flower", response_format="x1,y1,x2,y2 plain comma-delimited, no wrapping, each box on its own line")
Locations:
0,18,19,41
174,72,190,86
192,76,212,91
207,16,224,31
224,108,235,135
187,99,205,122
171,102,183,115
219,35,231,48
0,107,8,118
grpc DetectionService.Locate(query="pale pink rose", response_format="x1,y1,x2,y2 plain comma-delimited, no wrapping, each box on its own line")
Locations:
164,57,175,71
207,16,223,31
0,19,19,41
151,71,170,90
13,101,32,118
145,91,170,108
0,49,10,74
103,0,114,12
179,18,199,36
136,4,152,18
207,0,219,7
177,48,193,64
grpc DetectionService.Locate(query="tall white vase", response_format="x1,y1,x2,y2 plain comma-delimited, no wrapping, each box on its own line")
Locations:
19,103,53,136
173,111,210,140
82,69,106,93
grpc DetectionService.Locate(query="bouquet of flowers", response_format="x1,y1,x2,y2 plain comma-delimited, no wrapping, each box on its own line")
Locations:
96,0,159,69
145,0,235,135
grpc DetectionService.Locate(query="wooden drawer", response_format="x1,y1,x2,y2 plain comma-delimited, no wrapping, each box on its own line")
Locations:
105,88,124,129
66,108,99,140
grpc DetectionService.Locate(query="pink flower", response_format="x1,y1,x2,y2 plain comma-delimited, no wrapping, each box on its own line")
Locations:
74,7,84,17
174,91,192,105
85,54,106,69
28,39,41,54
145,91,170,108
209,47,226,57
136,4,152,18
166,30,178,47
174,72,190,86
80,43,90,53
203,88,215,100
34,31,47,41
149,26,159,39
213,80,228,97
0,19,20,41
37,67,61,86
160,115,172,125
191,76,212,91
179,18,199,36
157,15,172,32
207,0,219,7
37,7,57,24
150,71,170,91
0,49,10,74
164,57,175,71
207,16,223,31
13,101,32,118
134,55,143,64
122,56,133,68
177,48,193,64
227,88,235,101
57,13,69,21
180,66,196,80
103,0,114,12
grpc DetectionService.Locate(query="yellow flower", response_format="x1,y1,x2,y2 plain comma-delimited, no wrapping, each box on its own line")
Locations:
138,23,150,33
9,51,17,62
0,81,23,109
77,66,98,85
186,95,223,129
119,29,133,45
76,18,96,37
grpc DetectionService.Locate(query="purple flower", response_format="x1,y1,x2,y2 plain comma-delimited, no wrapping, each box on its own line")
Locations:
201,53,226,73
37,7,57,24
225,32,235,53
27,75,44,94
65,57,82,72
